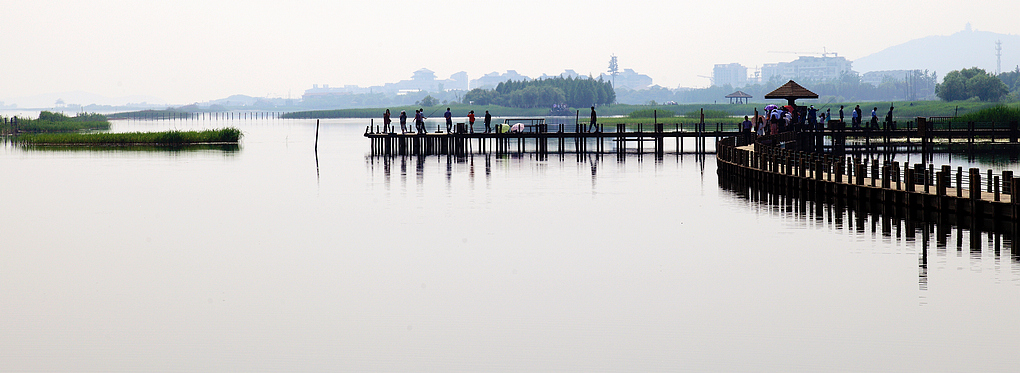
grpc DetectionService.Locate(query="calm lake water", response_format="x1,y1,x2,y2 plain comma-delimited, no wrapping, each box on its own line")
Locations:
2,117,1019,372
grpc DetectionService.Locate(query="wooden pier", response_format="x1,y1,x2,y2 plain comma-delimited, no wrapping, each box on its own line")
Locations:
364,122,731,156
365,117,1020,156
716,131,1020,221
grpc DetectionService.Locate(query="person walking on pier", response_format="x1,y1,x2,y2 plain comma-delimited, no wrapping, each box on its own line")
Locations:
870,107,878,129
852,105,861,128
484,110,492,133
383,109,392,133
468,110,475,133
769,108,781,135
399,110,407,133
588,106,598,132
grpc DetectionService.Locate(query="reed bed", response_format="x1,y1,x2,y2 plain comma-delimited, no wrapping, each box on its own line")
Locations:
18,128,242,145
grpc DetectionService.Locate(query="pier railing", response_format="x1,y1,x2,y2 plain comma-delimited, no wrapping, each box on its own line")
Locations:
364,122,741,156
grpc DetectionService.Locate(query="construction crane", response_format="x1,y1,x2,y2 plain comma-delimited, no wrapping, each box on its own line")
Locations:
767,47,839,57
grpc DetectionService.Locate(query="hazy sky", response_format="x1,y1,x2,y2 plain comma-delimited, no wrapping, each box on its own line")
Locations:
2,0,1017,105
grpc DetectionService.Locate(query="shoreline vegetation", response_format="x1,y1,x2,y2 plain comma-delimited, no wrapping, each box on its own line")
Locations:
17,128,242,146
2,111,110,134
105,109,194,120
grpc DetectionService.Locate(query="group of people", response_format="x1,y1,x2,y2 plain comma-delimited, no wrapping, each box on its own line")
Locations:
383,108,494,134
737,103,897,139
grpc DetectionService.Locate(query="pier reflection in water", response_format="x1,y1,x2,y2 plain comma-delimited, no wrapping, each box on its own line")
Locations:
719,175,1019,292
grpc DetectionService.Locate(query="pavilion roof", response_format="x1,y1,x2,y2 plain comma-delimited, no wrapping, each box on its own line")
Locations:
764,80,818,99
725,91,753,98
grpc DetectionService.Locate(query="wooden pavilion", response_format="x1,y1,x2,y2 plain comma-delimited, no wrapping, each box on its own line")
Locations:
764,80,818,106
725,91,752,104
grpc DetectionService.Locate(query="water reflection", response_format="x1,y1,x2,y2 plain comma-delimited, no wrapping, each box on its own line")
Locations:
719,176,1020,291
15,143,240,153
364,151,712,188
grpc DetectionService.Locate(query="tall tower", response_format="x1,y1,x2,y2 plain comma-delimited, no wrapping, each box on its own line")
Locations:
607,54,619,88
996,40,1002,75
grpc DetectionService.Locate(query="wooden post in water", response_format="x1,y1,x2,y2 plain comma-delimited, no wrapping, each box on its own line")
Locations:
956,166,963,198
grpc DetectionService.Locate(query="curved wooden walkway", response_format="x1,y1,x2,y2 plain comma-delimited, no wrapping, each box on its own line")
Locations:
717,133,1020,220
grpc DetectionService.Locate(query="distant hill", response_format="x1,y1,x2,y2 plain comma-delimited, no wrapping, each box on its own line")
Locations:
853,26,1020,80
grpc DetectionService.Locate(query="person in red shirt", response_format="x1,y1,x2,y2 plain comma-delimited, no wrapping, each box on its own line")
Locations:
467,110,475,133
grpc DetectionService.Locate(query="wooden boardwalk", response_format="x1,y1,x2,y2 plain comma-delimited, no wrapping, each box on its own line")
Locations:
365,118,1020,156
717,132,1020,220
364,123,728,155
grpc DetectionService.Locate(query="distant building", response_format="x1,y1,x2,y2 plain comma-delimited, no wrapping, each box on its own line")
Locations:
302,84,359,100
539,70,583,80
761,56,853,82
599,68,652,90
470,70,532,89
449,71,469,91
861,70,915,86
713,63,748,88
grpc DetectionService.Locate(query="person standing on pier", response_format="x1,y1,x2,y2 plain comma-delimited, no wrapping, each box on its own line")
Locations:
414,109,423,134
886,105,895,130
741,115,753,144
383,109,392,133
839,105,844,123
484,110,492,133
467,110,475,133
444,108,453,133
588,106,598,132
399,110,408,133
807,105,818,130
870,107,878,129
848,104,856,128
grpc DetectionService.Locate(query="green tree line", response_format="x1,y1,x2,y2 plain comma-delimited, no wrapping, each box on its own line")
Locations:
462,76,615,108
936,67,1012,102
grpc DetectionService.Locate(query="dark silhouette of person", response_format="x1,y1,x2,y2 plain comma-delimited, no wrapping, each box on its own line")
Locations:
444,108,452,133
588,106,598,132
484,110,492,133
399,110,407,132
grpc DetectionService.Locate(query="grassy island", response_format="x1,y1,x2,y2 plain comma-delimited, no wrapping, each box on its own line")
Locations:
17,128,242,146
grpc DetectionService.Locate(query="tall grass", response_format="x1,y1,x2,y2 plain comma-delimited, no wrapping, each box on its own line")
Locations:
953,105,1020,123
628,108,675,119
684,109,730,118
18,128,242,145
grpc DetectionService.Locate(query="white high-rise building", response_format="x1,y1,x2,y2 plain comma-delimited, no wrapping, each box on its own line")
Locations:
713,63,747,88
761,56,853,82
